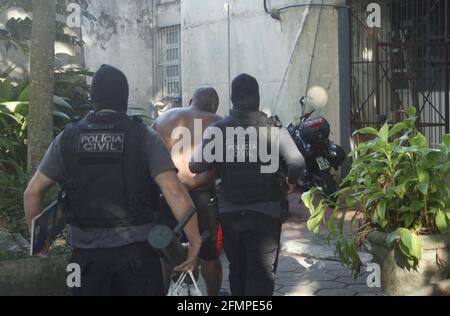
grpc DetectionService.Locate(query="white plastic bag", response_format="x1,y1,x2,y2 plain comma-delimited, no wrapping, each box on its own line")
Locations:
168,270,203,296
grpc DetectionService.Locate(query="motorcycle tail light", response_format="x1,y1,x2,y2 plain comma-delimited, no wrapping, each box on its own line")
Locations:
305,118,324,128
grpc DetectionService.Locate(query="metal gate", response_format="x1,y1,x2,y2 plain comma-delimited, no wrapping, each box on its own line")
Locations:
351,0,450,145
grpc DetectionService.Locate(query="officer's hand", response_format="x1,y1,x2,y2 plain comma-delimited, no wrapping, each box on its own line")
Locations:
287,182,296,194
174,242,201,272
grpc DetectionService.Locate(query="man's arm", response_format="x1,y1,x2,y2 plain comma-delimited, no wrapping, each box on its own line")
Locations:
189,127,215,174
182,169,216,191
279,128,305,184
188,116,222,184
154,170,202,271
24,171,57,232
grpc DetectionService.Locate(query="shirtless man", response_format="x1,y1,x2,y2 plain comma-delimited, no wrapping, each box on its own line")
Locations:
152,86,223,296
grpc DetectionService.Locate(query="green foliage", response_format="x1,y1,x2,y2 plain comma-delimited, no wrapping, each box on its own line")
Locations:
0,172,27,234
0,1,96,237
0,17,31,54
302,107,450,274
48,243,72,256
0,244,71,262
0,71,93,234
0,73,93,171
0,249,29,262
0,78,28,174
0,0,90,54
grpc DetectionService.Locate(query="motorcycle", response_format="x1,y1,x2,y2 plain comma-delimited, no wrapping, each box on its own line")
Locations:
287,97,347,197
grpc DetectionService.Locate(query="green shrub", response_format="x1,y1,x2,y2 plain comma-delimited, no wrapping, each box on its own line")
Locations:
302,107,450,274
0,71,93,235
0,172,28,235
0,249,29,262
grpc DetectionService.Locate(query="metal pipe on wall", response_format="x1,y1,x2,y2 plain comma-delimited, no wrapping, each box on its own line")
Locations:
272,0,313,115
263,0,350,17
227,2,231,110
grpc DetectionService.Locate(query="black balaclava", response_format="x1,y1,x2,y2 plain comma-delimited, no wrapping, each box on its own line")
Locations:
91,64,129,113
231,73,260,112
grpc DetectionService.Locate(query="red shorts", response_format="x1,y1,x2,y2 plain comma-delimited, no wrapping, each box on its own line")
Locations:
217,224,223,256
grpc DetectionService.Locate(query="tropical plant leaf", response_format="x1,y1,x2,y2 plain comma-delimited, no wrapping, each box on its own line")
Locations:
53,111,71,123
399,228,422,260
354,127,378,137
378,123,389,142
405,107,417,117
417,168,430,184
0,101,28,112
410,133,428,148
53,95,73,112
386,229,402,247
18,85,30,101
376,200,387,222
403,213,415,228
388,122,408,137
443,134,450,148
416,183,429,195
435,209,449,234
0,78,13,102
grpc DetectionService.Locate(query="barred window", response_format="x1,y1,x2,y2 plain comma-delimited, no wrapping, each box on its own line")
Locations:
159,25,181,98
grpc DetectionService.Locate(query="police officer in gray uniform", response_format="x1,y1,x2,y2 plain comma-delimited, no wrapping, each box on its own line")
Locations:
24,65,201,296
190,74,305,296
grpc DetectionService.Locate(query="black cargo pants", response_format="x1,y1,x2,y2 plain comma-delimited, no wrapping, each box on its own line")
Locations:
219,211,282,296
70,242,164,296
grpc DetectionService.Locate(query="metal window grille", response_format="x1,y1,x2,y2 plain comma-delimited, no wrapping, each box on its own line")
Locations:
159,25,181,98
350,0,449,145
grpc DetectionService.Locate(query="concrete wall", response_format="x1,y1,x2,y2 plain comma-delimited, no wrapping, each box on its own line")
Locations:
157,0,181,27
81,0,156,112
181,0,345,144
0,255,70,296
2,0,347,143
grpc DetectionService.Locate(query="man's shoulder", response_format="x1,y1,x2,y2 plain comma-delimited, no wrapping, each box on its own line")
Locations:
142,124,161,139
160,107,187,118
200,113,222,127
153,108,185,128
210,113,223,122
211,115,233,127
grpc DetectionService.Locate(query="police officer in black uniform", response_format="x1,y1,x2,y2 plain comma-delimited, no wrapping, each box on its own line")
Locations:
190,74,305,296
24,65,201,296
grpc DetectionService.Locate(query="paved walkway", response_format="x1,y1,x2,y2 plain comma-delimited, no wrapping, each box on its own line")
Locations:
193,193,383,296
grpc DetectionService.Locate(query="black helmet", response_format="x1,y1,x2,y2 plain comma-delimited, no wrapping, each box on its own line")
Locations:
326,144,346,169
299,117,330,148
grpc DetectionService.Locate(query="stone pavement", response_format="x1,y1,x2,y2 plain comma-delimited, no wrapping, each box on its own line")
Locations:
194,193,383,296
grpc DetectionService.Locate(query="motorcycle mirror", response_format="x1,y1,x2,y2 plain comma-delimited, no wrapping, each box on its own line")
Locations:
300,97,306,115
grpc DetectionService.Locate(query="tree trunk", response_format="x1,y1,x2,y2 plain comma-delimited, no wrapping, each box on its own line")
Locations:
27,0,56,174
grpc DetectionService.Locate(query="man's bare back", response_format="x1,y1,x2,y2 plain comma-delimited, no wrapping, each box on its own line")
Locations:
153,87,221,190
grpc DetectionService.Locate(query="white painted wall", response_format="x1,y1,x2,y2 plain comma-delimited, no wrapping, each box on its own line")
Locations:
81,0,156,111
157,0,181,27
1,0,346,143
181,0,345,143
